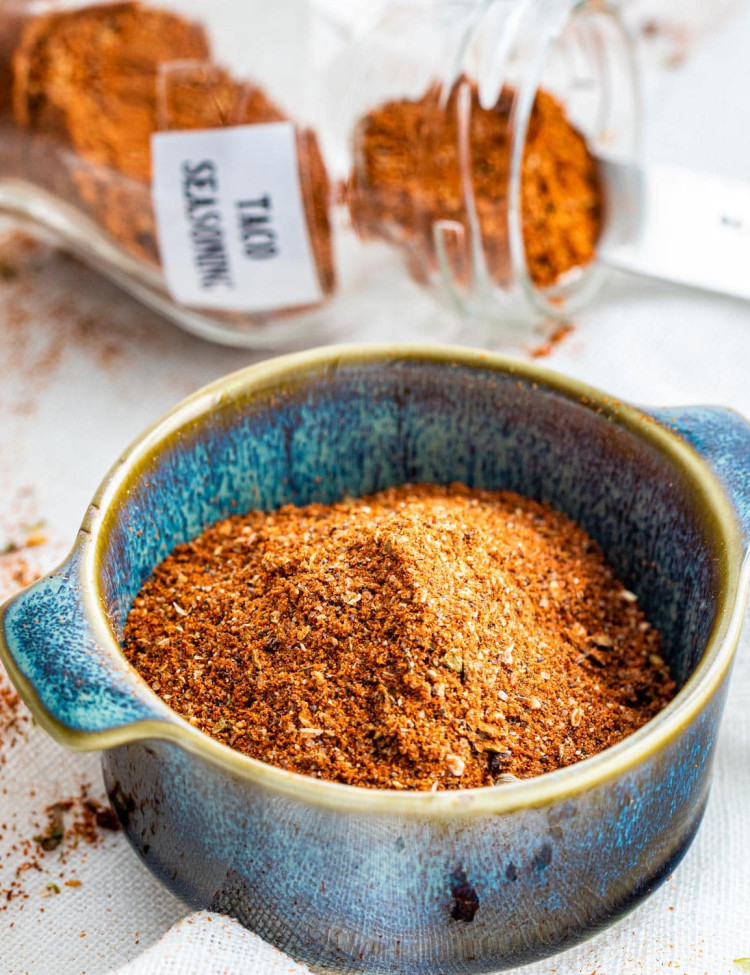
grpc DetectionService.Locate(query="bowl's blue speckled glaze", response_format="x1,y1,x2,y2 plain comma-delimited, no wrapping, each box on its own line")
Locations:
2,346,750,974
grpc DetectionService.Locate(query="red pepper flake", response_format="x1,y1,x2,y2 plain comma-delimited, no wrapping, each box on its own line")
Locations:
531,322,575,359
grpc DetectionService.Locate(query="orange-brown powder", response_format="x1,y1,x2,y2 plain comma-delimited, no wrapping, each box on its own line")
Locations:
7,2,334,293
350,84,602,289
12,3,210,179
123,484,674,791
3,5,599,309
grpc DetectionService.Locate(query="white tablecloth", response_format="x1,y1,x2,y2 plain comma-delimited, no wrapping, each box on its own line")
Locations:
2,3,750,972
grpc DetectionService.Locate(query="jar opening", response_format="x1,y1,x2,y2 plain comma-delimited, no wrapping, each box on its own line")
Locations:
346,0,639,326
504,0,640,319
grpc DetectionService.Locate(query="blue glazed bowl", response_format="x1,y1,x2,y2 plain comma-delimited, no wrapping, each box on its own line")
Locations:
2,345,750,974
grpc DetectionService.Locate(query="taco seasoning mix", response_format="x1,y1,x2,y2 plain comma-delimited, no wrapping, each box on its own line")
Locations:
0,1,606,340
349,83,602,290
123,484,674,791
4,1,335,290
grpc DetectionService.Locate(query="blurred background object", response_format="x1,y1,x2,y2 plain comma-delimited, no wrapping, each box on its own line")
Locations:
0,0,744,350
0,0,634,346
622,0,744,70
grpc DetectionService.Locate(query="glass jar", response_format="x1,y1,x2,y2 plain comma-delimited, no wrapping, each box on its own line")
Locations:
0,0,639,348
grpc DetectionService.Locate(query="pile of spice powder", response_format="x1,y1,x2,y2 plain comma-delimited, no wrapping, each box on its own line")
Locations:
4,2,334,294
123,484,674,791
350,83,602,289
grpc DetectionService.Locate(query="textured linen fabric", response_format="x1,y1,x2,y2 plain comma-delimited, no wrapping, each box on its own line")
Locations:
112,914,315,975
1,2,750,973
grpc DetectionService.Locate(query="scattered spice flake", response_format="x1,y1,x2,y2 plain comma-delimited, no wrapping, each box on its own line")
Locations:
124,483,674,791
531,322,575,359
0,553,41,599
640,18,691,69
0,259,18,281
0,519,48,559
0,667,31,766
0,780,120,911
31,792,120,854
0,230,133,405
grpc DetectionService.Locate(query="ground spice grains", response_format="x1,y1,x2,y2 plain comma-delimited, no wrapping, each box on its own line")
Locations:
123,484,674,791
5,2,334,293
350,84,602,289
1,4,599,312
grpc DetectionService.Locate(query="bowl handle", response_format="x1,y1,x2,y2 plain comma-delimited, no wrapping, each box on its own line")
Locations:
649,405,750,549
0,549,175,748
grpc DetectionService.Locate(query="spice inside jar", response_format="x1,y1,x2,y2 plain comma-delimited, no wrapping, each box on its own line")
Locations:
3,1,335,296
123,483,674,791
0,2,605,327
349,81,603,290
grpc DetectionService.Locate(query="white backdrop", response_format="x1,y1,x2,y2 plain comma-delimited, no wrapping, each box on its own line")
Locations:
1,2,750,973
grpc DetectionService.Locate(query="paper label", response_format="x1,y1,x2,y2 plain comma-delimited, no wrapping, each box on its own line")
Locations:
151,122,323,312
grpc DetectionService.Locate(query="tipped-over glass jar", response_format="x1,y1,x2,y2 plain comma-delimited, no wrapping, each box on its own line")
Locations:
0,0,638,347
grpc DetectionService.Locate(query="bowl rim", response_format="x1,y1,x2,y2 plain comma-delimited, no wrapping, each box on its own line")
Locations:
15,344,750,814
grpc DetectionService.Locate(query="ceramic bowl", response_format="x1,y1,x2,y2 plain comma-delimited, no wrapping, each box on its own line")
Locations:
2,346,749,974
